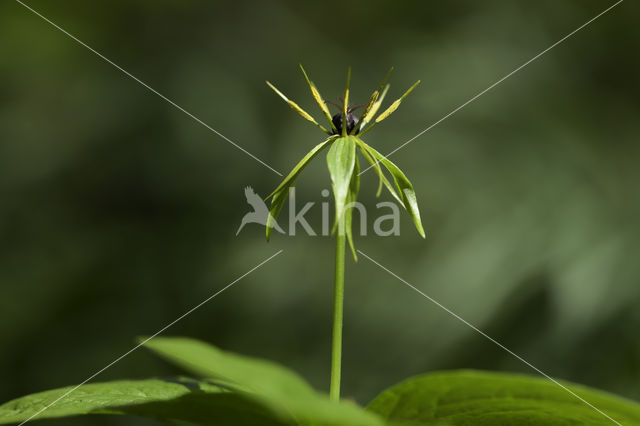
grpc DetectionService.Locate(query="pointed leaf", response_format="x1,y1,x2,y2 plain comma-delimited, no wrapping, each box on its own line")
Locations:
345,155,360,261
143,337,383,426
357,140,401,202
266,137,335,200
266,186,289,241
265,137,335,240
0,338,383,426
356,141,425,238
0,378,288,426
326,136,357,229
367,370,640,426
358,144,383,197
143,337,314,397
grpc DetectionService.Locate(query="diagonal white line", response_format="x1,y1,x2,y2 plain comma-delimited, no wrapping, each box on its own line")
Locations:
360,0,624,176
13,0,283,177
18,249,284,426
357,249,623,426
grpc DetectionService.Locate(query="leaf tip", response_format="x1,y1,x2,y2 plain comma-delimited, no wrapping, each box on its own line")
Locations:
266,223,273,241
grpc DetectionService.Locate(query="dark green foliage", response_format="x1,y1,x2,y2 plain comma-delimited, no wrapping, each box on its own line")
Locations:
3,340,640,425
368,370,640,425
0,338,382,426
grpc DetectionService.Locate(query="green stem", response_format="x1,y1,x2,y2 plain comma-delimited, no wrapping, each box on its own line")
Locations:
330,228,346,401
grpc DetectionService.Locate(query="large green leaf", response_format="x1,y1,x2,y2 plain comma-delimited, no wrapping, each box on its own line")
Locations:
356,139,425,238
266,136,335,240
143,337,383,426
0,338,382,426
326,136,357,230
142,337,314,398
0,377,288,426
367,370,640,426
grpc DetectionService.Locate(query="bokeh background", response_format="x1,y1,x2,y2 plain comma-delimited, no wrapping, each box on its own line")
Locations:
1,1,639,424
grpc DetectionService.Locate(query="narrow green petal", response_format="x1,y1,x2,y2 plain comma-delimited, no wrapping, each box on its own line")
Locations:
375,80,420,123
300,64,336,132
266,81,329,134
358,90,378,128
357,67,393,130
367,84,390,121
359,84,390,134
265,80,289,102
341,68,351,136
375,99,401,123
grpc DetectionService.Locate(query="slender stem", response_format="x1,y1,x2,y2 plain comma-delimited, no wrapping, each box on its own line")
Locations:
330,227,346,401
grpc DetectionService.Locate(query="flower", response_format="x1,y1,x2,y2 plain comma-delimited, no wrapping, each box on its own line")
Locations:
265,66,425,260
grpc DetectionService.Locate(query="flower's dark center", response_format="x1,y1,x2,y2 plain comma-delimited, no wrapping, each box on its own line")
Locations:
326,98,363,135
332,112,359,135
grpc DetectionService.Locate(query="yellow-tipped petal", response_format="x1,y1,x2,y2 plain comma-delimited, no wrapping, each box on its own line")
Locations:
358,67,394,128
288,100,316,124
359,90,379,124
399,80,421,101
375,99,401,123
341,68,351,136
267,80,328,133
299,65,335,131
374,81,420,124
343,89,350,114
366,84,389,121
312,84,332,118
266,81,289,102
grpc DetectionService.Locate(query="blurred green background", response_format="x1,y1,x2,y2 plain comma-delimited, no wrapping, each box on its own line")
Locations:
1,1,639,424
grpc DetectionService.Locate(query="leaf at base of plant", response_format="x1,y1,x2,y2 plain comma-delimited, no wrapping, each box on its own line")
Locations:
367,370,640,426
0,377,288,426
141,337,383,426
0,338,383,426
